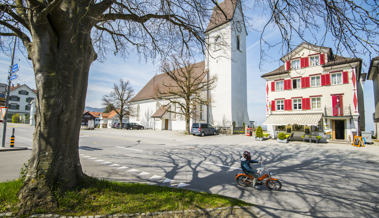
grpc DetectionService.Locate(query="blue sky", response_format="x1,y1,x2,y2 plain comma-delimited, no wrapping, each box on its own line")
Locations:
0,3,375,132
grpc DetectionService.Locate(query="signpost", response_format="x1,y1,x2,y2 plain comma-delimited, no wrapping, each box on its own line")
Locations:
10,74,17,81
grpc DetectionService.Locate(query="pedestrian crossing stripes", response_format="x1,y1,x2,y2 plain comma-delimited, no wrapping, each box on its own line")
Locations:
80,153,188,188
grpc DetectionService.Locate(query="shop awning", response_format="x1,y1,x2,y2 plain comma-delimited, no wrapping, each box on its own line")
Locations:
151,105,170,118
263,114,323,126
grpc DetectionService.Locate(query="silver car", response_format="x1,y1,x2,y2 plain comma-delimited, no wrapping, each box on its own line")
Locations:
191,123,218,136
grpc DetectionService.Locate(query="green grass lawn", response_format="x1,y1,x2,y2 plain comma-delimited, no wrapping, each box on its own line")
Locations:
0,177,252,216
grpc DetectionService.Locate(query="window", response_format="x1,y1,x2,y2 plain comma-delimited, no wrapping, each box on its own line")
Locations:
18,90,29,95
26,97,34,103
9,103,19,110
214,35,221,51
293,99,302,110
292,78,301,89
311,76,321,87
9,96,20,101
25,105,31,110
276,100,284,111
331,73,342,85
236,35,241,51
310,55,320,66
275,81,284,91
291,59,300,69
311,97,322,109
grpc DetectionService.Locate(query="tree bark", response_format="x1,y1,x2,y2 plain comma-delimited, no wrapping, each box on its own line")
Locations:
17,8,97,214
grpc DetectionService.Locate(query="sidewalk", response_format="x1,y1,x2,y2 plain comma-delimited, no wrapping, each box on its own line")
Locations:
0,146,28,152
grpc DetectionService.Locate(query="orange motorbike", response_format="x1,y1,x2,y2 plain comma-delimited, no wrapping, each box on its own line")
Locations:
235,162,282,191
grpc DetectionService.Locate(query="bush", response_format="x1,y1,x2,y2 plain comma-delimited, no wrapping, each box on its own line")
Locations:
255,126,263,138
11,114,20,123
278,132,286,140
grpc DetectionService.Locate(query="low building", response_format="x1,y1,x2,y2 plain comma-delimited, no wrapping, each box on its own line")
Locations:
99,110,128,128
368,56,379,138
6,84,36,122
261,42,364,142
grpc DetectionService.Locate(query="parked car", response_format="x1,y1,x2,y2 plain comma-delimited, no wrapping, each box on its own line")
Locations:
191,123,218,136
124,123,144,130
113,123,126,129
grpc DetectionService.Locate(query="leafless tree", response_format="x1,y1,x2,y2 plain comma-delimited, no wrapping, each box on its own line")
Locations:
157,56,217,133
102,79,134,128
255,0,379,66
0,0,377,214
0,0,217,214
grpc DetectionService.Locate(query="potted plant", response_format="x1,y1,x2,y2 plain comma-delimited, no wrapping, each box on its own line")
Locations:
255,126,264,141
277,132,288,143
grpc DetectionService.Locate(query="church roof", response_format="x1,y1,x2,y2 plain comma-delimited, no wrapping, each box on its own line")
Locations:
205,0,238,33
131,61,206,102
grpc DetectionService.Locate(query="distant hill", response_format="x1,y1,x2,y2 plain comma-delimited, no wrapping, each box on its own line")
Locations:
85,106,104,112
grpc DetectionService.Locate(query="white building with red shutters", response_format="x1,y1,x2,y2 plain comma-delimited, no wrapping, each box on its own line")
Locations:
261,42,365,142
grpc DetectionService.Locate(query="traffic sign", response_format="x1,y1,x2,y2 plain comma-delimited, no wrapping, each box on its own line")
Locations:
10,74,17,81
11,64,19,73
1,107,7,120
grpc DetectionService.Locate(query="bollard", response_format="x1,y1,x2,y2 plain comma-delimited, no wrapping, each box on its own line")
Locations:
10,128,15,147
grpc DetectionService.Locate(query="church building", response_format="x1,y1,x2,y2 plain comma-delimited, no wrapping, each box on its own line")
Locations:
129,0,249,131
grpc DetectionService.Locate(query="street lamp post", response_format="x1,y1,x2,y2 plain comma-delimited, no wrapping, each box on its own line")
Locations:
2,36,17,147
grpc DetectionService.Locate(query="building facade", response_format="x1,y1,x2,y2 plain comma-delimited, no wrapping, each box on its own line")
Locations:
262,43,364,142
129,0,249,131
368,56,379,138
6,84,36,122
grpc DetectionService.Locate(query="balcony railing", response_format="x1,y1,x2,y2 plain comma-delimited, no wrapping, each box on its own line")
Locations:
324,106,351,117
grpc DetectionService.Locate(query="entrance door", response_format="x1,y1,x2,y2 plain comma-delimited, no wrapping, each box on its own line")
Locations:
165,119,169,130
333,120,345,139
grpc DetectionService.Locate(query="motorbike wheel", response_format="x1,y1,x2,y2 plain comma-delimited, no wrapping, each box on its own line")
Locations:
236,175,252,187
265,179,282,191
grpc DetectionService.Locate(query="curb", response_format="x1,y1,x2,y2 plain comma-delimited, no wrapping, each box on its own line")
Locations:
0,206,263,217
0,147,29,152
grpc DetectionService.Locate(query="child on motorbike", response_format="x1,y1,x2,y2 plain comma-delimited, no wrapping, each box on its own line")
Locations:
240,151,262,189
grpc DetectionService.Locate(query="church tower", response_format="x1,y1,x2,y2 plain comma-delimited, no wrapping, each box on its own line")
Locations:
205,0,249,127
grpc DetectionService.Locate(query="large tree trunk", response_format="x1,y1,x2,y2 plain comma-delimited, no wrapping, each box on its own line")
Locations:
17,8,97,214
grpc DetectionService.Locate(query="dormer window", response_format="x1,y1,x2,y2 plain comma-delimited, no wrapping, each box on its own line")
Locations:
310,55,320,66
291,59,300,70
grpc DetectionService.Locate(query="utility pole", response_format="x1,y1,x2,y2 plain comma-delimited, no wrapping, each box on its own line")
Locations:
2,36,17,147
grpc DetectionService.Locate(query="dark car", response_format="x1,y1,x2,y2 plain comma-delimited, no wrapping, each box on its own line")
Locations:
191,123,218,136
124,122,144,130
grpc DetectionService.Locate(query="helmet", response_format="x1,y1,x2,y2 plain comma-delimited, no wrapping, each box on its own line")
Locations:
243,151,251,161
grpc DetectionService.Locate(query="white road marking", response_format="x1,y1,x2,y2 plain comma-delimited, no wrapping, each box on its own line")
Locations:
150,175,162,180
89,157,97,160
138,172,150,176
110,164,121,167
117,166,128,170
83,155,91,158
95,159,105,162
127,169,139,173
116,146,143,152
103,161,112,164
163,179,173,183
177,183,189,188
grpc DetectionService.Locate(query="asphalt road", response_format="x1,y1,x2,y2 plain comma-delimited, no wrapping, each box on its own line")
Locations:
1,124,379,217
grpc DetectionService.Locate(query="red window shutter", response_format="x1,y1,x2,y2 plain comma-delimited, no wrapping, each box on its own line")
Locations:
332,95,338,116
321,74,326,86
286,61,290,70
271,81,275,91
287,99,292,110
305,57,309,67
301,77,306,88
284,79,291,90
305,77,310,88
283,80,287,90
339,95,344,116
300,57,309,68
320,54,325,65
287,79,292,89
271,100,275,111
343,71,349,84
302,98,307,110
325,74,331,85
